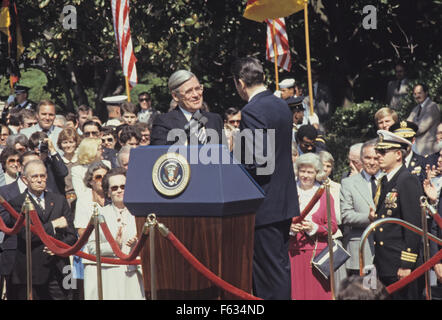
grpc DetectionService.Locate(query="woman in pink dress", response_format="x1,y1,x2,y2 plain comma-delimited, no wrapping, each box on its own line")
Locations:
290,153,338,300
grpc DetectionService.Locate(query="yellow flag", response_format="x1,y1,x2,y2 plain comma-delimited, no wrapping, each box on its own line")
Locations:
0,5,11,36
243,0,305,22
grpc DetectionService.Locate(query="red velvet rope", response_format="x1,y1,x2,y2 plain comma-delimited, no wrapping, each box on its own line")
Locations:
0,211,25,235
165,231,262,300
0,199,141,265
387,248,442,294
292,185,325,224
29,210,94,257
99,221,148,261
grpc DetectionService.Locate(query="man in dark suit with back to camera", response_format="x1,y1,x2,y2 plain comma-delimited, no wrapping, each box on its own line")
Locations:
231,57,299,299
369,130,424,300
150,70,224,146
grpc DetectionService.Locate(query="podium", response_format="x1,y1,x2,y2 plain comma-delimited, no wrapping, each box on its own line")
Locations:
124,145,264,299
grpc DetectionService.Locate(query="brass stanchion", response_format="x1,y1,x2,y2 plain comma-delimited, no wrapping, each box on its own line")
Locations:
24,196,33,300
324,179,336,300
420,197,432,300
147,214,157,300
93,204,103,300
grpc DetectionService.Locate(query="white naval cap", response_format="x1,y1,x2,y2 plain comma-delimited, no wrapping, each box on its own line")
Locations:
279,78,295,89
376,130,412,150
102,95,127,104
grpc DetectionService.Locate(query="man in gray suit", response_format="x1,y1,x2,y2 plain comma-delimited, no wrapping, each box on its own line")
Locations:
341,139,381,276
407,83,440,156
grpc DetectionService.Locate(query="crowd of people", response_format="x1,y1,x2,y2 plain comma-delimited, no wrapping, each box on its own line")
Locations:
0,58,440,300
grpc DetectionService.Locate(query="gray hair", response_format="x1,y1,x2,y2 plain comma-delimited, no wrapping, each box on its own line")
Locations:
318,150,334,167
54,114,66,125
360,139,378,158
83,161,110,188
23,159,46,177
6,134,29,149
117,145,132,167
168,70,196,92
349,142,363,156
294,153,327,182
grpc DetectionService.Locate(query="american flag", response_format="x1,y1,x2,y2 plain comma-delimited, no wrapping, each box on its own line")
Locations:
265,18,292,72
111,0,137,87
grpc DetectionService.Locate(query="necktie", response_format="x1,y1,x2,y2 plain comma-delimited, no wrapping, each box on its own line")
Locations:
370,175,377,199
417,105,422,118
36,197,44,211
373,175,387,207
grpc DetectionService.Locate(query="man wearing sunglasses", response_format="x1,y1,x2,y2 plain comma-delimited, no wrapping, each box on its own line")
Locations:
369,130,424,300
137,92,160,124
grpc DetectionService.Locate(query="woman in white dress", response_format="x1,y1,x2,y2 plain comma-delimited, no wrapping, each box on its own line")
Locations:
82,167,145,300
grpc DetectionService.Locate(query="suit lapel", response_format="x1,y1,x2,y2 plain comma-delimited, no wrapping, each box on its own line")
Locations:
44,192,55,221
172,107,189,129
354,174,374,207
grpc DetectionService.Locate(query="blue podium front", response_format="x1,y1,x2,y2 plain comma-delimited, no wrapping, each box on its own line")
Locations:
125,145,264,299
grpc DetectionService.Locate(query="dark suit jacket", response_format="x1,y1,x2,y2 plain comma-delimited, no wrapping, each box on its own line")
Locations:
150,107,224,145
8,191,77,285
374,165,423,277
102,148,118,168
0,180,21,275
239,90,299,227
407,151,426,182
44,153,69,195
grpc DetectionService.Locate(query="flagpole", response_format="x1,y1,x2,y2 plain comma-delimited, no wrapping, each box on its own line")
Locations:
125,76,131,102
304,0,314,116
272,20,280,91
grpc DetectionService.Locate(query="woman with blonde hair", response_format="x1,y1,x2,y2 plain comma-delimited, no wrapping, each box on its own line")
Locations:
71,138,110,197
289,152,338,300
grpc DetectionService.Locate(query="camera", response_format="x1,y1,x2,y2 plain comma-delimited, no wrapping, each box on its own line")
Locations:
38,140,49,154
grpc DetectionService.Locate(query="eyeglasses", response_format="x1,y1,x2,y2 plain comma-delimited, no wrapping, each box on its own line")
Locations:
93,174,103,181
102,137,114,143
25,122,37,127
84,131,99,137
179,85,204,98
7,158,19,164
139,98,150,102
141,134,150,139
228,120,240,124
110,184,125,192
29,174,47,182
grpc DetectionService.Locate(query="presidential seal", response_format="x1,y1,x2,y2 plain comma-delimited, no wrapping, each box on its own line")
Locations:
152,153,190,197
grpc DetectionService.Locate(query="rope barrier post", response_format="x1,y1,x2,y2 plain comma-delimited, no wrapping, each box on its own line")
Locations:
420,196,432,300
93,204,104,300
24,196,33,300
324,179,336,300
147,214,158,300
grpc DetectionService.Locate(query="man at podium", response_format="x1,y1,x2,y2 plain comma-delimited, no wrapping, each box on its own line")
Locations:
231,57,300,299
150,70,224,146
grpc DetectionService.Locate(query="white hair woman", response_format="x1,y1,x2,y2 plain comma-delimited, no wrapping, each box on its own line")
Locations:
289,152,338,300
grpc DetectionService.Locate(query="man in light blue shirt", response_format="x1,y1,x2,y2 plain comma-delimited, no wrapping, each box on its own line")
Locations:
19,100,62,154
